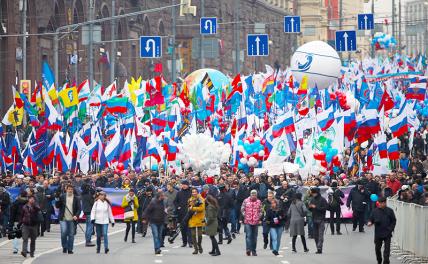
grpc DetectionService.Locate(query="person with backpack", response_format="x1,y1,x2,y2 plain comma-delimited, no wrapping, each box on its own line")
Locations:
328,181,344,235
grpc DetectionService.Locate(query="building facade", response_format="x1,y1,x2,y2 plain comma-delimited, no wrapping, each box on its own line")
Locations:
404,0,428,56
0,0,297,115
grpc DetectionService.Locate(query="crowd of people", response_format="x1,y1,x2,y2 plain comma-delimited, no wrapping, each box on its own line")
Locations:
0,161,425,262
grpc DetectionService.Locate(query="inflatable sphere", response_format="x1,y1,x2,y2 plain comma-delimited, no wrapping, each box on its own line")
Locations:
291,41,341,90
183,68,229,92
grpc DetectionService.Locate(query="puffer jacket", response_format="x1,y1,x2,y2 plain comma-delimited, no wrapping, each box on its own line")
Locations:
241,197,262,225
187,195,205,228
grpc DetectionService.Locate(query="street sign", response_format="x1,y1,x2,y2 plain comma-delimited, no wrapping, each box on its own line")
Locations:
140,36,162,58
284,16,301,33
358,13,374,30
247,34,269,57
335,30,357,52
200,17,217,35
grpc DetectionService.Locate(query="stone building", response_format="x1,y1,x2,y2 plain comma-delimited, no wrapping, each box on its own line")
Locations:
0,0,296,115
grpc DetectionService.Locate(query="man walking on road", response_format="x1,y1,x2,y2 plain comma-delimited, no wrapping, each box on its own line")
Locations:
142,191,167,255
55,184,81,254
368,197,396,264
308,187,328,254
241,189,262,256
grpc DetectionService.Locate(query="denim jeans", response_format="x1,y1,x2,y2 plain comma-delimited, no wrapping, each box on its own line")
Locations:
12,237,20,253
95,224,109,250
85,213,93,243
150,223,164,251
60,221,75,251
269,226,283,252
244,224,258,252
230,207,238,233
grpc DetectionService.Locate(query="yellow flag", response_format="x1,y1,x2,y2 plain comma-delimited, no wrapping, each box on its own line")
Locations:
58,87,78,108
6,107,24,127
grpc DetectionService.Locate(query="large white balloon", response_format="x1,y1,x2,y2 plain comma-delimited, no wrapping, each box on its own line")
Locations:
291,41,341,90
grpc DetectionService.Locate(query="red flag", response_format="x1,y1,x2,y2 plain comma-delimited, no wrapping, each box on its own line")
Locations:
227,74,243,100
378,91,394,112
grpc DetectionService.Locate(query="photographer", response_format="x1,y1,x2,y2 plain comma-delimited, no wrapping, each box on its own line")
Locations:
55,184,81,254
327,181,344,235
20,195,40,258
81,181,96,247
10,190,28,254
174,180,192,247
347,181,369,233
275,181,295,231
139,186,154,237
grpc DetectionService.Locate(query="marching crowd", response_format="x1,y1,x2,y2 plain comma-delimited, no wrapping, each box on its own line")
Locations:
0,160,426,263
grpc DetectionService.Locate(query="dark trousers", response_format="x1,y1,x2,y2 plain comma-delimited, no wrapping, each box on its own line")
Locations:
125,220,135,241
180,223,192,245
313,220,325,251
190,227,203,251
375,236,391,264
329,208,341,234
209,235,220,253
352,210,365,231
22,225,38,254
292,235,308,251
218,218,231,242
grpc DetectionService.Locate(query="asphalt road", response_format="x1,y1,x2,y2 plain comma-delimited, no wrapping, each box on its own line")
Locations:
0,223,402,264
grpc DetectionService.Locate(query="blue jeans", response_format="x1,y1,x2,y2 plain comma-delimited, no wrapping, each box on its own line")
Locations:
230,208,238,233
60,221,75,251
150,223,164,251
85,214,93,243
95,224,109,250
244,224,258,252
270,226,283,252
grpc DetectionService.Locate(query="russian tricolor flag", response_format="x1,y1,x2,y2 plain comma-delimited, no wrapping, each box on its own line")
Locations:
272,111,295,138
406,76,427,101
387,138,400,160
374,134,388,159
105,127,122,163
356,109,380,143
389,112,408,138
317,106,335,131
344,110,357,141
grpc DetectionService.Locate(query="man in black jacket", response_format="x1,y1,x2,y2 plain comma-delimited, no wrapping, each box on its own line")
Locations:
55,184,81,254
364,173,380,222
20,195,40,258
81,181,95,247
235,179,249,234
217,184,233,244
0,185,11,237
368,197,396,264
308,187,328,254
328,181,344,235
174,180,192,247
142,191,167,255
347,182,369,232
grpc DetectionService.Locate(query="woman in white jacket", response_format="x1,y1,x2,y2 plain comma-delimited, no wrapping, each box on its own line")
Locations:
90,191,115,254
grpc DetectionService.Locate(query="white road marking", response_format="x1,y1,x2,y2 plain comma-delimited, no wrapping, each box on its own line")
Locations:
22,228,126,264
0,240,11,247
281,261,290,264
154,260,163,263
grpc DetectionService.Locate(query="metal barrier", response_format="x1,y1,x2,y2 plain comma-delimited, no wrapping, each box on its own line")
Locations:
387,198,428,263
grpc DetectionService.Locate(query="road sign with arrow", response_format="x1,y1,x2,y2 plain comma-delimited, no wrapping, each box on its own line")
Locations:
247,34,269,57
140,36,162,58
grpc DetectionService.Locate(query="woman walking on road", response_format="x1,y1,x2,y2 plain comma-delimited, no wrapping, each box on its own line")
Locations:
205,195,221,256
288,192,309,253
265,198,286,256
90,191,115,254
122,189,139,243
188,188,205,255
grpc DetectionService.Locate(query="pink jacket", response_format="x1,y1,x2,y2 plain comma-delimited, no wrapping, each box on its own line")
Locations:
241,197,262,225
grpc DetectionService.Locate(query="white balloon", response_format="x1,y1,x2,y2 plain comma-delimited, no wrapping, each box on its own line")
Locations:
237,145,245,153
258,150,265,157
291,41,341,90
240,158,248,164
248,157,257,167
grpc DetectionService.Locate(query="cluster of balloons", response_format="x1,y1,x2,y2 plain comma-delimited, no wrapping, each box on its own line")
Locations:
237,135,268,169
177,133,231,172
415,99,428,117
115,163,129,175
330,90,350,111
372,33,397,50
313,144,341,175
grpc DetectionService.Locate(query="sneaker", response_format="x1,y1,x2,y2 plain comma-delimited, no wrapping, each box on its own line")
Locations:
181,243,187,247
246,250,251,256
337,232,343,235
68,250,74,254
96,249,100,254
252,251,257,256
63,248,67,254
86,242,95,247
105,248,109,254
155,249,162,255
272,250,279,256
231,233,236,239
292,249,297,253
263,242,268,249
316,249,322,254
21,251,27,258
304,248,309,253
30,253,34,258
227,237,232,244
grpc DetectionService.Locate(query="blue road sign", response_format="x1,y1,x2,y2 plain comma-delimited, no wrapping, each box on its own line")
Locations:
247,34,269,57
335,30,357,52
284,16,301,33
140,36,162,58
200,17,217,35
358,13,374,30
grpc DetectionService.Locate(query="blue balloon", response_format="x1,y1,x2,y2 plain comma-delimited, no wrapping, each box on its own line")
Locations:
238,140,244,146
333,166,340,173
331,149,338,156
370,194,378,202
244,143,251,151
151,164,158,171
326,153,333,163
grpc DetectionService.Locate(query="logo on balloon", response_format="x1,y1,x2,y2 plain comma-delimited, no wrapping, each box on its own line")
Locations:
296,54,313,72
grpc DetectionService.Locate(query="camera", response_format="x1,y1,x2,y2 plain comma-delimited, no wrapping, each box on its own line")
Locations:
6,227,22,240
